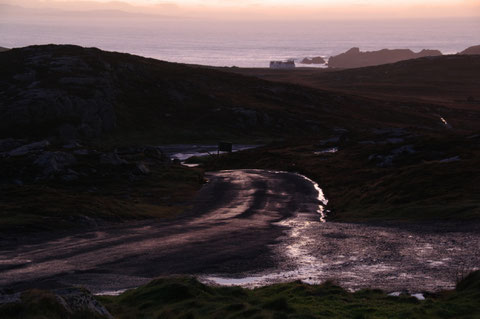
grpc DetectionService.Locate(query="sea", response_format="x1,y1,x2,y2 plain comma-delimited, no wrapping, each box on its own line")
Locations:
1,17,479,67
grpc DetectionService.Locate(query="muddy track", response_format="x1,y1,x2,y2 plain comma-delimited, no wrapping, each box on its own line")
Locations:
1,169,479,294
0,169,323,293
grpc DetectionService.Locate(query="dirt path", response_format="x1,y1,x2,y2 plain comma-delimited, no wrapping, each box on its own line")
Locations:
1,169,479,294
0,170,323,293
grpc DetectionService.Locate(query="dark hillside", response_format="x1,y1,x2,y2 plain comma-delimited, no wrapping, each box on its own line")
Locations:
227,55,480,113
0,45,471,145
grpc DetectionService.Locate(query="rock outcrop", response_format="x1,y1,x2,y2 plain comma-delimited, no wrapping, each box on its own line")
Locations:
328,47,442,69
0,139,170,185
0,45,117,141
300,56,326,65
0,287,113,319
459,45,480,55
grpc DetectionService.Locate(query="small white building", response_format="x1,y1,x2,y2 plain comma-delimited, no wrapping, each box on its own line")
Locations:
269,60,295,69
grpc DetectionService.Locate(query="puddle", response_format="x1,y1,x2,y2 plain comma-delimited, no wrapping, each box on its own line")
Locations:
295,173,328,222
439,156,460,163
159,144,260,161
388,292,425,300
182,163,200,167
202,171,328,287
412,293,425,300
439,117,452,128
94,289,128,296
314,147,338,155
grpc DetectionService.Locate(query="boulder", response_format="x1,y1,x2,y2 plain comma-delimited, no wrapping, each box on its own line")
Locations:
144,146,168,161
368,145,416,167
134,162,150,175
61,169,80,181
62,141,82,149
0,45,117,141
34,151,77,176
100,153,128,166
7,140,50,156
54,288,113,318
0,138,25,153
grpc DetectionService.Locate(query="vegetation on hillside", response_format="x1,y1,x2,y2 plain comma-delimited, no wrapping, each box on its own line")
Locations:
0,144,204,233
2,271,480,319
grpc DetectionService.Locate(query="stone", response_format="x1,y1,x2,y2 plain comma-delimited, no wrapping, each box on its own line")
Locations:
58,124,78,142
34,151,77,176
0,292,21,305
134,162,150,175
100,153,128,166
55,288,113,318
63,142,82,149
0,138,25,153
8,140,50,157
439,156,461,163
144,146,167,161
73,149,89,155
61,169,80,181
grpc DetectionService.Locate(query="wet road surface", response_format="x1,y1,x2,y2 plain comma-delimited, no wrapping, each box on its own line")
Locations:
1,169,479,294
0,169,323,293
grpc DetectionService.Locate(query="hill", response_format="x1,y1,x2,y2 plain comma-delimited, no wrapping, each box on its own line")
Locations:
0,45,471,146
460,44,480,55
1,45,479,231
227,54,480,113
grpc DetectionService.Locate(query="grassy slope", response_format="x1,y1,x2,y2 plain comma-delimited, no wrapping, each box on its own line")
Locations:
0,147,204,233
3,272,480,319
224,55,480,111
99,272,480,319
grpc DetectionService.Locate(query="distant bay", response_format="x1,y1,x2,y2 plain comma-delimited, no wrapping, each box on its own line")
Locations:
1,17,479,67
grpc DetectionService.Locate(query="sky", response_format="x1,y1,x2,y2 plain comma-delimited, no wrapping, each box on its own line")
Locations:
2,0,480,20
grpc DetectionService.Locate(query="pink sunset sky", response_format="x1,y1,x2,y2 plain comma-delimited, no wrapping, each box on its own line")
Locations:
2,0,479,20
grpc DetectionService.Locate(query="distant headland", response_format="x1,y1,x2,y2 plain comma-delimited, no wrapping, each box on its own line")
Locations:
293,44,480,69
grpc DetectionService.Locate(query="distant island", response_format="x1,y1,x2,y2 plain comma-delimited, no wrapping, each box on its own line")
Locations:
293,45,479,69
326,45,480,69
328,47,442,68
300,56,326,65
0,46,9,52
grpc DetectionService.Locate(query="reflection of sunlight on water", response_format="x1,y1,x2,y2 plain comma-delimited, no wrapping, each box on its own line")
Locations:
95,289,127,296
439,117,452,128
314,147,338,155
201,171,328,287
202,216,327,287
295,173,328,223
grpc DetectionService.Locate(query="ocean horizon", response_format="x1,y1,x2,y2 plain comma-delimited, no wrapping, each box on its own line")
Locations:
1,17,479,67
